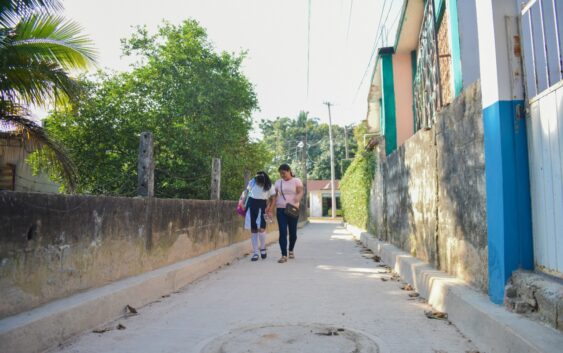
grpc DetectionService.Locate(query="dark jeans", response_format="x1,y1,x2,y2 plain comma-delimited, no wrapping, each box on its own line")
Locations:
277,208,298,257
248,197,267,232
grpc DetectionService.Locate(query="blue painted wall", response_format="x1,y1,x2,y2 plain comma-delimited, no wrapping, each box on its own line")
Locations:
483,100,534,304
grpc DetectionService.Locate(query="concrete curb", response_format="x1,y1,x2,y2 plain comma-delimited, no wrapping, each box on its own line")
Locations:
0,232,278,353
345,224,563,353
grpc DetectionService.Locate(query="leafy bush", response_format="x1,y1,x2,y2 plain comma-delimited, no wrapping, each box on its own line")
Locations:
340,123,375,229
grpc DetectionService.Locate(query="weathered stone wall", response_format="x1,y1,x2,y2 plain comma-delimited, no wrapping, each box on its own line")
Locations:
435,82,488,290
368,81,488,291
376,128,438,266
369,137,387,240
0,192,260,318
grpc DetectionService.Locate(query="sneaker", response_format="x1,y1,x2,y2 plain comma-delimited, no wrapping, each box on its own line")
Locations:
288,251,295,259
251,254,259,262
278,256,287,263
260,249,267,259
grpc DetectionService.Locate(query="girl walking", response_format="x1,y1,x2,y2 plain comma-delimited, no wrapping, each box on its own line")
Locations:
240,171,276,261
272,164,304,263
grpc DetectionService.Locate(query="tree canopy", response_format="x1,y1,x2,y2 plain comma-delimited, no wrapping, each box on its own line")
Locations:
38,20,269,199
0,0,96,189
259,112,356,180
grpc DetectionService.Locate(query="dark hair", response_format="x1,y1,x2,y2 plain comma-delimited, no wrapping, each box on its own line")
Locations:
255,171,272,191
278,163,295,177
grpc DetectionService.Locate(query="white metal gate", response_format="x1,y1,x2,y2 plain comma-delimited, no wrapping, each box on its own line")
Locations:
520,0,563,276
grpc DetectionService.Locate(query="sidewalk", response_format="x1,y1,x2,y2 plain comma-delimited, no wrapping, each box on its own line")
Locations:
52,221,478,353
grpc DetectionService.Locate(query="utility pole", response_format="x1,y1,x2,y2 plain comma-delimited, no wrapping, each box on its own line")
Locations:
344,125,349,160
324,102,337,219
302,111,308,220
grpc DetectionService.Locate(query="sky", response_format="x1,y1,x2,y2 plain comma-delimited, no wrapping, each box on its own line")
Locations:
61,0,403,133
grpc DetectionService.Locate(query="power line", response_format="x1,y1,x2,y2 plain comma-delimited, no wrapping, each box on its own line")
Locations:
307,0,312,97
345,0,354,43
388,6,402,39
352,0,394,102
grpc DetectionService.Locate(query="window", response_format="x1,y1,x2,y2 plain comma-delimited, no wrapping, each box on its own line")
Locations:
0,163,16,190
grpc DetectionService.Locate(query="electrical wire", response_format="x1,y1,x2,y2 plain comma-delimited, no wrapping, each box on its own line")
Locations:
307,0,312,97
345,0,354,43
352,0,393,102
388,6,402,40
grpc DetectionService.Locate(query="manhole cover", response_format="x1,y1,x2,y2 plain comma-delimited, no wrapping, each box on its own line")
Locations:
199,323,381,353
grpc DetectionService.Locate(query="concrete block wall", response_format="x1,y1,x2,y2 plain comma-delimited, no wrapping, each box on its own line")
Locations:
0,192,256,319
368,81,488,292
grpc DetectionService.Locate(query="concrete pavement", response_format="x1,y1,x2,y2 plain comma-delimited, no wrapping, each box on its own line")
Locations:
51,221,478,353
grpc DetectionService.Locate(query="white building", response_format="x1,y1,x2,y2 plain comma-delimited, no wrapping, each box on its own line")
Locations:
307,180,340,218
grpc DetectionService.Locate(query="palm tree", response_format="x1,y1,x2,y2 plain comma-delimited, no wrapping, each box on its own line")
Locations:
0,0,96,190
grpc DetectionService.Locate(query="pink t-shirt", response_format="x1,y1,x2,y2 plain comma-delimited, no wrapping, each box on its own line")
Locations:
275,178,303,208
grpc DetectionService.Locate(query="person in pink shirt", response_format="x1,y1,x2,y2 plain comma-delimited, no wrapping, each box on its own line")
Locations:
269,164,304,263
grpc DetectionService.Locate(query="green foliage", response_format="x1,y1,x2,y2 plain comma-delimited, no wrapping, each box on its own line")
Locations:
0,0,96,189
340,122,375,229
259,112,356,180
37,20,268,199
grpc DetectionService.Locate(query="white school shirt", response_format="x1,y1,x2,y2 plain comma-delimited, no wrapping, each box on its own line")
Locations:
248,180,276,200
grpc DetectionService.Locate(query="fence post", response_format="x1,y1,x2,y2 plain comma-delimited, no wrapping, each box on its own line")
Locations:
137,132,154,197
244,170,251,187
210,158,221,200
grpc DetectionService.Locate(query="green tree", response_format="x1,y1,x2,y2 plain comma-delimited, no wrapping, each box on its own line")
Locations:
0,0,96,189
39,20,268,199
259,113,356,180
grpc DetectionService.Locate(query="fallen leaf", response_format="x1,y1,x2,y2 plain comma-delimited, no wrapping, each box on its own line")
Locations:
409,292,420,298
425,310,448,320
126,305,138,314
401,284,414,291
93,327,111,334
117,324,126,330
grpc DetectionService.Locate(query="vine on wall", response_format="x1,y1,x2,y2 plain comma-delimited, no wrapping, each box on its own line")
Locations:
340,123,376,229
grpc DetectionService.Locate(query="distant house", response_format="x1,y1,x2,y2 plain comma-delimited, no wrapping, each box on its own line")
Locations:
0,132,59,193
307,180,340,217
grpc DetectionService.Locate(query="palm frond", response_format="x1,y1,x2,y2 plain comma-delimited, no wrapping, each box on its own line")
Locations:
0,105,77,191
0,59,82,107
0,0,63,27
10,14,97,69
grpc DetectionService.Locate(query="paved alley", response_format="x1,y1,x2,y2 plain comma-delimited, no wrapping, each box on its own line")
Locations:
53,221,479,353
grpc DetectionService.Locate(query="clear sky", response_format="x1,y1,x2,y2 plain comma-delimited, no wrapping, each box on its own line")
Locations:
62,0,403,131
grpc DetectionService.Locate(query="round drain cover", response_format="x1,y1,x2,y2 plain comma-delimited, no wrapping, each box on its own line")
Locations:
199,324,380,353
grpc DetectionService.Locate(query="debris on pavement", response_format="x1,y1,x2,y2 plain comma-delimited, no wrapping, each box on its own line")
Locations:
161,294,170,298
126,305,138,314
373,255,381,262
116,324,126,330
409,292,420,298
315,329,339,336
93,327,112,334
381,278,388,281
401,283,414,291
390,273,401,281
425,310,448,320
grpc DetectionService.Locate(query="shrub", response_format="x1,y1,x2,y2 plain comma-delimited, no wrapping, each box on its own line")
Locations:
340,123,376,229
